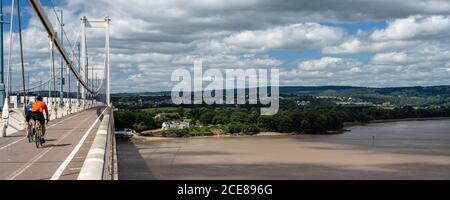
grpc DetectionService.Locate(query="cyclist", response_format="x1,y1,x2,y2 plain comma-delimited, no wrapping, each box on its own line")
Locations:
24,100,33,136
31,96,49,143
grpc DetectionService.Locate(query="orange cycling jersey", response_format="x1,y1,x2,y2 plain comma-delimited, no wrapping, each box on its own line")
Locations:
32,101,48,113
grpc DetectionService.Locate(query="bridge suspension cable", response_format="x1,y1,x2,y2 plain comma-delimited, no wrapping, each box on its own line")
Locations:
17,0,26,101
1,0,111,138
28,0,95,94
4,0,15,100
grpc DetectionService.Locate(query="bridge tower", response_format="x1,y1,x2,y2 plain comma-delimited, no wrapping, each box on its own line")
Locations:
80,16,111,106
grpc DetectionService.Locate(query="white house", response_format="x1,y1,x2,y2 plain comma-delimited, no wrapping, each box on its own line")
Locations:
162,121,190,130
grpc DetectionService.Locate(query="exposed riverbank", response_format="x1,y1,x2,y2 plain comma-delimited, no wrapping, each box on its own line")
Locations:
132,131,292,143
117,119,450,180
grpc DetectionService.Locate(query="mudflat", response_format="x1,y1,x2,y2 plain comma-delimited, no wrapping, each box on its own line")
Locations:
118,119,450,180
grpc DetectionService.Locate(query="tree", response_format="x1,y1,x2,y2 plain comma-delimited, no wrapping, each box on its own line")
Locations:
135,111,156,129
300,120,311,134
187,108,202,121
230,110,249,123
133,122,147,132
176,108,185,117
312,114,328,134
257,115,276,131
199,112,214,125
290,110,304,132
114,110,136,129
228,122,245,134
278,115,293,133
323,110,344,130
401,106,417,118
246,124,260,135
212,111,230,125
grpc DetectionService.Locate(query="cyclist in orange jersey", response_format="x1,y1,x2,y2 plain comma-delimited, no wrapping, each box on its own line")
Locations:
31,96,49,143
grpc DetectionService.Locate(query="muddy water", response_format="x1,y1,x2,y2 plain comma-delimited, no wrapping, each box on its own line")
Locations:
117,119,450,180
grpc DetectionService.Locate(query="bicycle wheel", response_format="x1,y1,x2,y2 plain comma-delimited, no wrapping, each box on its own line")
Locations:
27,129,33,143
35,122,42,148
27,123,34,143
30,128,35,143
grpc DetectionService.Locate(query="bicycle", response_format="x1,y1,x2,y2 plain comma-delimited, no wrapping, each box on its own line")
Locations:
34,120,43,148
26,120,34,143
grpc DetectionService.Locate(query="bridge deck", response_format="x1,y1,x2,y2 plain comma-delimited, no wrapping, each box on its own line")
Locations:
0,107,106,180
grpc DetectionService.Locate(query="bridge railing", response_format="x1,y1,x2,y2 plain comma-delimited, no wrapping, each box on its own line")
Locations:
77,106,118,180
1,96,102,138
104,107,118,180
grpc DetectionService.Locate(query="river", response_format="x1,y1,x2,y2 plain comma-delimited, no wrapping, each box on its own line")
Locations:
117,119,450,180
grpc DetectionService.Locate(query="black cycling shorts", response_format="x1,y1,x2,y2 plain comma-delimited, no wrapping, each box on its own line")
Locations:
25,112,32,123
31,112,46,125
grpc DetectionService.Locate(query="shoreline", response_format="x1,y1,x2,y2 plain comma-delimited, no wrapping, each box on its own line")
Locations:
132,117,450,141
344,116,450,128
132,132,293,142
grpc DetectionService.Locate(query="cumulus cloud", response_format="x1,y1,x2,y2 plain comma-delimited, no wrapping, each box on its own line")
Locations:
7,1,450,92
223,23,345,52
282,56,450,87
297,57,361,72
371,15,450,41
324,15,450,55
322,38,420,54
371,52,412,65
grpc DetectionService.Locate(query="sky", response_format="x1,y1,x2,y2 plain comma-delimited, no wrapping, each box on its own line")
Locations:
2,0,450,93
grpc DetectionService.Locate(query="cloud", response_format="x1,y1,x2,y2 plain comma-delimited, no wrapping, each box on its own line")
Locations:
324,15,450,55
297,57,361,72
7,1,450,93
127,73,142,81
371,15,450,41
370,42,450,65
223,23,345,52
322,38,420,54
371,52,411,65
280,57,363,87
281,56,450,87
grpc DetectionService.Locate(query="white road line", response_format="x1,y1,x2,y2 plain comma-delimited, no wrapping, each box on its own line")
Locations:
7,143,57,180
6,114,93,180
50,108,108,180
0,111,84,151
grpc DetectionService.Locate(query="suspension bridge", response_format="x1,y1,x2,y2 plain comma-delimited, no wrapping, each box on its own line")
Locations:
0,0,116,180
